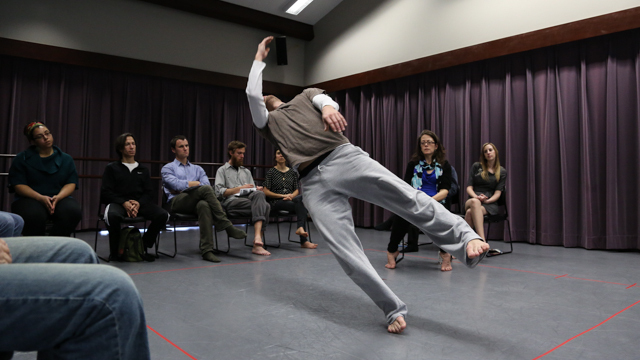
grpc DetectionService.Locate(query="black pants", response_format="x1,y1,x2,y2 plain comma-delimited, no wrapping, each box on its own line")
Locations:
386,215,420,253
270,196,309,243
105,202,169,257
386,214,449,254
11,197,82,237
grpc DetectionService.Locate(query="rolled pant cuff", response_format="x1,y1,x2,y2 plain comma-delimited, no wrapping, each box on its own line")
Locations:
252,216,267,226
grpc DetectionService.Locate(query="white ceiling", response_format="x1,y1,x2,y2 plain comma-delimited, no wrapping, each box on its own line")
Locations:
220,0,344,25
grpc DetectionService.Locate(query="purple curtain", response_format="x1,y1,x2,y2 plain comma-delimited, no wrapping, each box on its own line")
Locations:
336,29,640,250
1,29,638,250
0,57,275,229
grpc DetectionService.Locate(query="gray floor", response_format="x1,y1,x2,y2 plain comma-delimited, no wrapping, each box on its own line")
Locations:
14,223,640,360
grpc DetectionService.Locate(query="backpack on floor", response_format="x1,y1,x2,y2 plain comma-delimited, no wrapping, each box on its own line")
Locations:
118,227,145,262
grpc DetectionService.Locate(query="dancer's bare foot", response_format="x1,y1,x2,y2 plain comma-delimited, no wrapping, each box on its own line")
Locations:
388,316,406,334
439,252,453,271
301,241,318,249
467,239,490,258
385,251,399,269
295,227,309,238
252,245,271,256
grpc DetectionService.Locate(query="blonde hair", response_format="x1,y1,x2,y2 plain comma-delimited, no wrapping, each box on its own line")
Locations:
480,142,501,181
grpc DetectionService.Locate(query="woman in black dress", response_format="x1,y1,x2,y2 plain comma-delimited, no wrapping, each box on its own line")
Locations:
464,142,507,241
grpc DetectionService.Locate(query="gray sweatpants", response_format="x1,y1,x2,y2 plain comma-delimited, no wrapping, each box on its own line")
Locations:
300,144,484,325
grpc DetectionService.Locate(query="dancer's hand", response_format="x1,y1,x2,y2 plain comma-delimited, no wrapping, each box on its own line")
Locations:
322,106,347,132
255,36,273,62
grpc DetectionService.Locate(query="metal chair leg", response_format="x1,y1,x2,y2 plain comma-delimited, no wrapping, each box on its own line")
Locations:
214,226,232,254
156,220,177,258
486,221,513,257
288,218,312,244
94,218,109,263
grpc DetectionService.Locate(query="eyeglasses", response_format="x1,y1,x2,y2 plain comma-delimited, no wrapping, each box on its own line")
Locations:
420,140,435,146
33,131,52,141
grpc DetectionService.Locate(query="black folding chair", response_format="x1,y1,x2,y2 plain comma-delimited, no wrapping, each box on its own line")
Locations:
157,193,199,258
485,190,513,257
267,210,313,244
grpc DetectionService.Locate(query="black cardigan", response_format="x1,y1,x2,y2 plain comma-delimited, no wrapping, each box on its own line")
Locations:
100,162,154,205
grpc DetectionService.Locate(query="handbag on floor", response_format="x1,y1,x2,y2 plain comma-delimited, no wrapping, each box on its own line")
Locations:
118,226,145,262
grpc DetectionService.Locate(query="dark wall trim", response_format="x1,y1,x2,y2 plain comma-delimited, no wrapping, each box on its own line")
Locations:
1,7,638,96
312,7,640,92
139,0,314,41
0,37,304,98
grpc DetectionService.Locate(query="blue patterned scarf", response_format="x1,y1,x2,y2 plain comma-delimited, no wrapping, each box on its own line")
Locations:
412,160,445,203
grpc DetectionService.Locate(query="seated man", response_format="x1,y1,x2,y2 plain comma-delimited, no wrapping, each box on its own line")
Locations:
0,211,24,238
215,141,271,256
101,133,169,261
0,236,150,359
161,135,247,263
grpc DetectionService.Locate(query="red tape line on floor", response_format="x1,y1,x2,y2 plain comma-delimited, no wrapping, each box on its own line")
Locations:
532,298,640,359
147,325,197,360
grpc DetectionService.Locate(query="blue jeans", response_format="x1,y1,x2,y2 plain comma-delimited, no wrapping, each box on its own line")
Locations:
0,212,23,238
0,237,150,360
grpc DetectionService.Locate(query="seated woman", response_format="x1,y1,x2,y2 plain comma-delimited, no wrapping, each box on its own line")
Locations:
386,130,454,271
464,142,507,249
100,133,169,261
8,122,82,236
262,150,317,249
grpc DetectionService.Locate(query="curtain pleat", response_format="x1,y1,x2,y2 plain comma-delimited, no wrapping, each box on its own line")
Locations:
1,29,638,249
336,29,640,249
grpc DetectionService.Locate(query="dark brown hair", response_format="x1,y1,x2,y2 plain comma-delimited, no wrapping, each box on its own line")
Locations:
227,140,246,158
410,130,446,164
115,133,136,159
170,135,187,149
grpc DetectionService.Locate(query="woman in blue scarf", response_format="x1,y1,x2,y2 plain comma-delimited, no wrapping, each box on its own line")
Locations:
385,130,454,271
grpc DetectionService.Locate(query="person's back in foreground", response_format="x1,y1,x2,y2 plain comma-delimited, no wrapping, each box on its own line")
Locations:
0,236,150,359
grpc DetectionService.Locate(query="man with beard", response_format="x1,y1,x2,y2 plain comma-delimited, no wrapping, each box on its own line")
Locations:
214,141,271,256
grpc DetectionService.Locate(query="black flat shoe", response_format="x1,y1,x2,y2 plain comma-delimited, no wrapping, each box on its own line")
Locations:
141,253,156,262
487,248,503,257
403,245,419,253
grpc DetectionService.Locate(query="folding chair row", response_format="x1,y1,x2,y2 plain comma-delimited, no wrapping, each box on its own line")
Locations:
158,208,310,257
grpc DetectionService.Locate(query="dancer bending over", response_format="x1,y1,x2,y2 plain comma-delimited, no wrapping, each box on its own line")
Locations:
246,36,489,334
